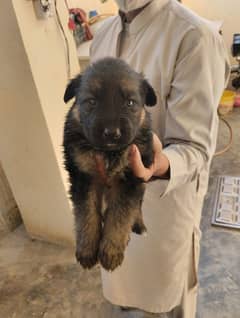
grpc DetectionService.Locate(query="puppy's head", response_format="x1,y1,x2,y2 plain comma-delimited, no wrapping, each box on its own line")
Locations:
64,57,157,151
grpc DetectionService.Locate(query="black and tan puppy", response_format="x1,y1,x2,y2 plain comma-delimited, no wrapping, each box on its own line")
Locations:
63,57,156,271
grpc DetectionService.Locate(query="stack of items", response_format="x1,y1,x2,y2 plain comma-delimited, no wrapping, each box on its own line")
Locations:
212,176,240,230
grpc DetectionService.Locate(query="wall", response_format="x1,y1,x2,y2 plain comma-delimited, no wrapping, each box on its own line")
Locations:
12,0,80,184
0,0,80,245
183,0,239,63
0,163,21,239
68,0,118,15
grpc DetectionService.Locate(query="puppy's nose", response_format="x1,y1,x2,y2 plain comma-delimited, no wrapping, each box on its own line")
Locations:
103,128,121,140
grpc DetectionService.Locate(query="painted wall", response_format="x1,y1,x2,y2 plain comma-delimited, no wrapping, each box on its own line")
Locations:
0,163,21,239
183,0,239,63
0,0,80,245
68,0,118,15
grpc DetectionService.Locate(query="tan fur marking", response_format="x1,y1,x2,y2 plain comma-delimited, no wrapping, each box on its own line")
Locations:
120,78,138,91
90,78,102,90
140,109,146,126
72,106,80,122
101,194,107,217
73,149,95,173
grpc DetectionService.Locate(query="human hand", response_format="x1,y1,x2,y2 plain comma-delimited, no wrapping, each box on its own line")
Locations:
129,133,170,182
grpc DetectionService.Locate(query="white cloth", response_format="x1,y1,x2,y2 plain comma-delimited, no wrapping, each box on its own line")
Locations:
90,0,230,316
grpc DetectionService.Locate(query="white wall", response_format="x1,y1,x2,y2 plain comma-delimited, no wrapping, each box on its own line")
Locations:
0,163,21,238
68,0,118,15
0,0,80,245
183,0,239,63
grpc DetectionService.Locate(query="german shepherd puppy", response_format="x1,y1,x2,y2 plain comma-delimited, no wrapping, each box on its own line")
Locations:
63,57,156,271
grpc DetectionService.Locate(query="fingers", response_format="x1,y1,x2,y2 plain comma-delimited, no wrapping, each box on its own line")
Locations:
152,133,162,154
129,145,145,174
129,145,153,181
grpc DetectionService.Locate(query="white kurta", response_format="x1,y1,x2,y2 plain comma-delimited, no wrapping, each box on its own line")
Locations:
90,0,230,316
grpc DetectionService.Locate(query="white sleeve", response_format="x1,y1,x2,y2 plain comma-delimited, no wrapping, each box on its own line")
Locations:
160,28,230,195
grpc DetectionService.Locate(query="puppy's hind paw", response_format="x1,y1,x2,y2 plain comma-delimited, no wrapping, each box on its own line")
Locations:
75,248,98,269
99,240,124,271
132,222,147,235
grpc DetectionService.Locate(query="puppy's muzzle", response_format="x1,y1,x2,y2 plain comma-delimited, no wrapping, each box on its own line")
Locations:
103,128,121,141
101,127,122,149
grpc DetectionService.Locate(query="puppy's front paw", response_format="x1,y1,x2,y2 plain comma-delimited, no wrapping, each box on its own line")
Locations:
75,246,98,269
99,239,125,271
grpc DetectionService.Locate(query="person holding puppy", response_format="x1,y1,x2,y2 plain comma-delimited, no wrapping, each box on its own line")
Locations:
91,0,230,317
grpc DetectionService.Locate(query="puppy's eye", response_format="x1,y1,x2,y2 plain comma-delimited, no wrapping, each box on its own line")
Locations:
127,99,136,107
87,98,97,106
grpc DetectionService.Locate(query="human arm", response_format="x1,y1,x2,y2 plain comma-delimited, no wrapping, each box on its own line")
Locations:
129,28,230,192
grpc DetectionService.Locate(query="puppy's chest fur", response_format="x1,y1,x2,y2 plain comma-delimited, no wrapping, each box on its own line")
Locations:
73,147,129,180
73,147,130,216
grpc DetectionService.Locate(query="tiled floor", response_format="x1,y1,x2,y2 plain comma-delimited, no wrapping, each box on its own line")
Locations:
0,110,240,318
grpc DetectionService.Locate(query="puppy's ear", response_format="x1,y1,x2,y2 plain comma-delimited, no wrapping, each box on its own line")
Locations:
64,75,82,103
142,79,157,107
